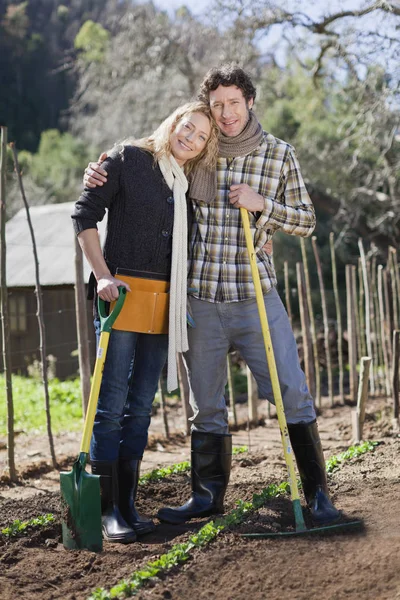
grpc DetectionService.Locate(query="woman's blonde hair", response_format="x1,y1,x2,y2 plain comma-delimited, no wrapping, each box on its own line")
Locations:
122,101,219,174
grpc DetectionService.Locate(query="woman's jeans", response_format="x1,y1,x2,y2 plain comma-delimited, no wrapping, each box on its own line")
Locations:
90,318,168,462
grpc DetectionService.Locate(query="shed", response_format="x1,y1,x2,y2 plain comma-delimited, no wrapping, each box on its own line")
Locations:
3,202,106,378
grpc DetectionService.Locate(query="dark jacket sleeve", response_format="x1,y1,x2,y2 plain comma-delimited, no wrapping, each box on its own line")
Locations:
71,146,125,235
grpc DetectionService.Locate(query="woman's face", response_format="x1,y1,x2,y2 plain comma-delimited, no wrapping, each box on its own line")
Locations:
169,112,211,166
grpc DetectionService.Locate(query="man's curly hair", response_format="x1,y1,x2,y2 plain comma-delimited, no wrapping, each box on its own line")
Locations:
198,63,257,104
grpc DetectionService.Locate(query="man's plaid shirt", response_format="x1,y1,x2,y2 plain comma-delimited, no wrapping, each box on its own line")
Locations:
188,131,316,303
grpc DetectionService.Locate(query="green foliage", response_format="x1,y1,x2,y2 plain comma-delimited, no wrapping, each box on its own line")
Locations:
74,20,110,63
3,2,29,40
89,439,377,599
326,440,378,473
138,461,191,485
0,376,82,436
232,445,248,455
138,447,247,485
57,5,69,21
89,480,287,599
18,129,92,203
259,62,400,258
1,0,110,151
1,514,55,538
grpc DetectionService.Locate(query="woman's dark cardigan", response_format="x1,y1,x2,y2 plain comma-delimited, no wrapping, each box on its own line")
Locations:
71,145,176,285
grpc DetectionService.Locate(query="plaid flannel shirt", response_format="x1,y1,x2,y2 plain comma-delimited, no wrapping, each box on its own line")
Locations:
188,131,316,303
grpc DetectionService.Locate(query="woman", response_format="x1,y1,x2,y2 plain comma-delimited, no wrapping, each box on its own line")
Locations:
72,102,219,544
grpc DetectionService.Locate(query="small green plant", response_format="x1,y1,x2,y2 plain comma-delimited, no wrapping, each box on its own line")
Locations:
326,440,378,473
138,461,190,485
88,440,377,599
138,447,247,486
1,514,55,538
89,481,287,599
233,445,248,455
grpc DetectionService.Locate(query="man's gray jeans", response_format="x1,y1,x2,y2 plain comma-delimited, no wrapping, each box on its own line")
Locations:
184,288,316,434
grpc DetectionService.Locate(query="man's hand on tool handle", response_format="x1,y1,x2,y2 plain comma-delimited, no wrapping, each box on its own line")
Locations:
83,157,273,257
229,183,264,212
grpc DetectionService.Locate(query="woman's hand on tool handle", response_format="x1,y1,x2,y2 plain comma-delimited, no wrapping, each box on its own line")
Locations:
77,229,131,302
83,152,109,188
97,274,130,302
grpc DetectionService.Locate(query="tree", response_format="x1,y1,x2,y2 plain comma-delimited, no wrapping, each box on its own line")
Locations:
69,3,261,148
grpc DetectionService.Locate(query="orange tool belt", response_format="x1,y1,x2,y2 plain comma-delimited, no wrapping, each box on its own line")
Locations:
110,269,169,334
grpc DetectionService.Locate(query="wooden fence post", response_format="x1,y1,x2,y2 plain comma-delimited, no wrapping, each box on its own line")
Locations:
389,248,398,330
392,331,400,425
10,143,57,468
358,258,367,358
330,233,344,403
358,239,374,395
383,268,393,362
300,238,320,405
346,265,358,402
312,236,333,406
283,261,293,327
247,366,258,425
377,265,391,397
0,126,17,482
297,261,315,398
74,237,91,416
352,356,371,442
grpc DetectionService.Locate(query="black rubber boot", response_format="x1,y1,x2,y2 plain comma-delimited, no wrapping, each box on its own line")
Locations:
157,431,232,524
118,458,156,536
288,421,341,525
91,461,137,543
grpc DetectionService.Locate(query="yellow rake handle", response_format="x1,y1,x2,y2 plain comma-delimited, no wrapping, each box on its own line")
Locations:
240,208,302,507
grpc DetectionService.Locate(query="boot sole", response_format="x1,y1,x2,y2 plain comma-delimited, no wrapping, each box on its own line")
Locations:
157,510,219,525
102,529,137,544
132,522,156,536
311,510,342,526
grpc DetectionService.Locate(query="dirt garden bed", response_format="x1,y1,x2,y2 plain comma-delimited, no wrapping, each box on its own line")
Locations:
0,397,399,600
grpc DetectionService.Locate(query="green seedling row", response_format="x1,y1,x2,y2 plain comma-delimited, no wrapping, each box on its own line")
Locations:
0,448,248,539
89,440,376,600
138,446,247,485
326,440,378,473
1,514,55,538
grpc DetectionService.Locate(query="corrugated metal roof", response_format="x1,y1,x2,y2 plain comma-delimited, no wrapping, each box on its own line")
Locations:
6,202,107,287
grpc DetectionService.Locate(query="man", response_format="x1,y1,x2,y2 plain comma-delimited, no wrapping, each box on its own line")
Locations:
84,64,340,527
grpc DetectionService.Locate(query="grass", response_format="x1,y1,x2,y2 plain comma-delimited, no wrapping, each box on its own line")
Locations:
0,373,251,438
0,375,83,436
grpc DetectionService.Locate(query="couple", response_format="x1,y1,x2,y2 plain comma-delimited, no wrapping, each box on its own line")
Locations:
72,64,339,545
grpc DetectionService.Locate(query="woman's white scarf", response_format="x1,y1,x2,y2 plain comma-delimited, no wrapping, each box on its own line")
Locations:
158,154,189,392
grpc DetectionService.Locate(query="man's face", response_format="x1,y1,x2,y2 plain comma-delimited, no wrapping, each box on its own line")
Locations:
209,85,254,137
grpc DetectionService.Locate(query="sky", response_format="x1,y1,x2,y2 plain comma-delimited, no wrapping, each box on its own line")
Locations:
145,0,396,75
150,0,211,16
150,0,370,19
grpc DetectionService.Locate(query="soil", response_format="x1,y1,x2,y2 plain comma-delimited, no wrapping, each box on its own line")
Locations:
1,396,400,600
